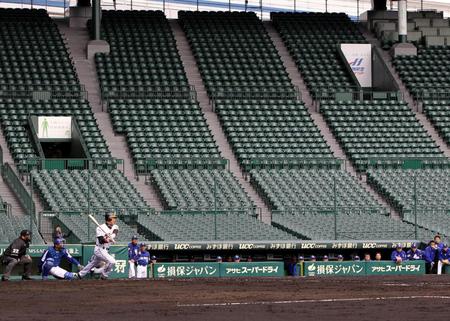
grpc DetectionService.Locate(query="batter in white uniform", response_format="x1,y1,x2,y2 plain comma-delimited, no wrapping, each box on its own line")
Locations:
79,211,119,280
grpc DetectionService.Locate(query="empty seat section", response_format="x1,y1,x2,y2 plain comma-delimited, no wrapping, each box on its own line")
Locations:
137,212,296,241
367,168,450,236
179,11,295,98
32,169,148,213
0,98,110,166
394,46,450,99
152,169,254,211
108,98,221,168
97,10,189,97
272,12,364,99
250,168,436,240
321,100,442,171
423,100,450,146
215,98,332,165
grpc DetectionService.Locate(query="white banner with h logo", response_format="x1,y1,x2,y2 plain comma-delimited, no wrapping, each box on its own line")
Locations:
341,44,372,88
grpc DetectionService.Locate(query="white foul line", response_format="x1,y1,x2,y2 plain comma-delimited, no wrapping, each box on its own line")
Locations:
177,296,450,308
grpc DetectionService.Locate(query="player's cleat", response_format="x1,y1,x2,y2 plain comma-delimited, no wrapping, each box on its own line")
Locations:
99,276,108,280
21,275,33,280
1,276,9,282
73,273,81,280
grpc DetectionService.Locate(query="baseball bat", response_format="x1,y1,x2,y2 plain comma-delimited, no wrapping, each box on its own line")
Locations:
88,214,116,243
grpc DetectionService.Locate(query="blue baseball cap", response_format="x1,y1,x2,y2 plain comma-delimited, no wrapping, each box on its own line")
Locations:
411,242,418,248
216,256,222,260
234,255,240,260
337,255,343,259
323,255,328,259
139,243,146,247
443,243,449,248
151,256,157,260
54,238,65,245
396,243,403,248
310,255,316,259
131,235,138,240
354,256,360,261
298,256,304,260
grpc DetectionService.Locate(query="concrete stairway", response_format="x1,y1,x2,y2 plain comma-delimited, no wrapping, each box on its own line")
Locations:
170,20,211,112
360,25,450,158
171,19,272,223
267,21,401,219
0,127,42,219
264,21,314,110
94,113,164,211
56,20,102,113
56,19,164,211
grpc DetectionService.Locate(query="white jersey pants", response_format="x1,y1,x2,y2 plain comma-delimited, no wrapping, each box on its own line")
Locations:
437,261,448,275
50,266,71,279
136,265,148,278
79,247,116,278
129,261,137,278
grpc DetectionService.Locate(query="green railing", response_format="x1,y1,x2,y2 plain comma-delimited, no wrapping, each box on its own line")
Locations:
416,89,450,102
22,158,124,173
366,157,450,170
2,163,35,216
209,85,301,101
136,157,229,176
244,157,344,172
0,84,88,100
272,206,387,216
315,89,403,104
101,84,197,101
159,208,259,217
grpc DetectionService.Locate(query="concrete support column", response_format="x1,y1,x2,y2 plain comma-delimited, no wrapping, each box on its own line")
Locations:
398,0,407,43
87,0,109,59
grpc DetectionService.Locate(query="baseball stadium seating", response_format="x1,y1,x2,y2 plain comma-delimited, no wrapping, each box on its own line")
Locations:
137,211,296,241
0,199,44,244
0,98,110,166
97,10,189,97
367,168,450,236
250,168,380,210
423,100,450,147
250,168,437,240
271,12,364,99
0,9,78,89
151,169,254,211
394,46,450,99
108,98,221,168
0,8,110,167
31,169,148,214
320,99,442,171
214,98,332,166
179,11,296,98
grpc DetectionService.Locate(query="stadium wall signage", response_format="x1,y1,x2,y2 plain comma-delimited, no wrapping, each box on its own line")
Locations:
303,261,425,277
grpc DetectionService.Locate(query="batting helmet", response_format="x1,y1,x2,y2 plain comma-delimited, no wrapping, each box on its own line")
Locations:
105,211,117,221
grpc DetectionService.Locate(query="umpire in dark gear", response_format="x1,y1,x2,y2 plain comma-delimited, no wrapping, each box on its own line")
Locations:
1,230,33,281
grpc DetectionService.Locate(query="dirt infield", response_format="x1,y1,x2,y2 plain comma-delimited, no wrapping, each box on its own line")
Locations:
1,276,450,321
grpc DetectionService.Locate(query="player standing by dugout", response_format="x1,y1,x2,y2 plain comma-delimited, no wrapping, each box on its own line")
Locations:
128,235,139,279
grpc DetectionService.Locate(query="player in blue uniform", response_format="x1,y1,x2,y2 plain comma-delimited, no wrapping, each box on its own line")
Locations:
437,244,450,275
128,235,139,279
391,243,407,264
135,243,150,279
39,238,82,280
423,240,438,274
406,243,423,261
